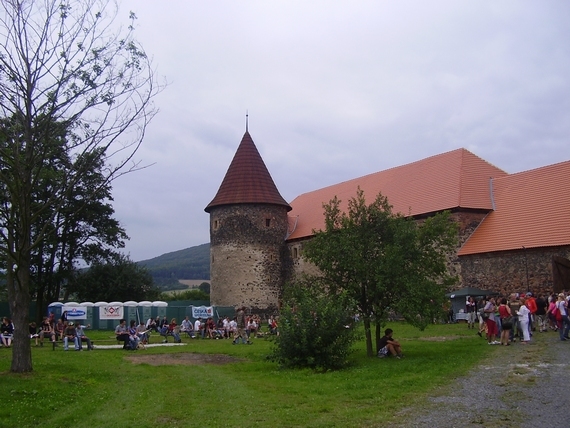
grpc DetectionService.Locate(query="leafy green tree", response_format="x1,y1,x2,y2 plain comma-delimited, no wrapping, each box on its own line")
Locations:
31,146,129,317
0,0,161,372
269,276,357,371
198,282,210,294
303,188,458,357
68,254,159,302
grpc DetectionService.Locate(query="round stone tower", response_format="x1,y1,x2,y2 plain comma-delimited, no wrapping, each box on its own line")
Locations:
204,130,291,312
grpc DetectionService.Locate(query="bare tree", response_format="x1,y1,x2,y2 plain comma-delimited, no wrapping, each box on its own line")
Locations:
0,0,162,372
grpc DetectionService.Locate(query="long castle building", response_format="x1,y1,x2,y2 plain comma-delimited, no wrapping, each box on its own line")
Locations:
206,129,570,312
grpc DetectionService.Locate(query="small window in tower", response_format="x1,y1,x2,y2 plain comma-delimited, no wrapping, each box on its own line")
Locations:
213,220,219,230
265,218,271,227
293,247,298,259
211,255,215,263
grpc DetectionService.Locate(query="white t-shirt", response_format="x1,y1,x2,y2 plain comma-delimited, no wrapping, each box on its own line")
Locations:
181,319,192,331
518,304,530,322
556,300,568,316
194,320,201,331
484,301,496,321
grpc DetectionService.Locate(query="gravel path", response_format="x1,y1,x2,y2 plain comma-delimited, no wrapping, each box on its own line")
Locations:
394,331,570,428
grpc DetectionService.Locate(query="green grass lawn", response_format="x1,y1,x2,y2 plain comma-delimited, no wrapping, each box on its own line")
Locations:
0,323,491,428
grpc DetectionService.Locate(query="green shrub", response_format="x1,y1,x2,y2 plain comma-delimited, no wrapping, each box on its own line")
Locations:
269,277,357,371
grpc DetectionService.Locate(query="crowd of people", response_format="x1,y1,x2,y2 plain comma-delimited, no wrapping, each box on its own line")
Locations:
470,292,570,345
140,311,272,344
1,308,281,351
110,311,279,350
0,311,95,351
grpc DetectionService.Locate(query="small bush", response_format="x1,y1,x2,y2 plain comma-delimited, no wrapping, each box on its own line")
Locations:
269,277,357,371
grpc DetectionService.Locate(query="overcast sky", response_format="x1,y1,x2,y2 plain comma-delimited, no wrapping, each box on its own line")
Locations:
110,1,570,262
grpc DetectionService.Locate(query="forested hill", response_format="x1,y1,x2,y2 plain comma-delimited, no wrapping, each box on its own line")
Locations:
137,243,210,286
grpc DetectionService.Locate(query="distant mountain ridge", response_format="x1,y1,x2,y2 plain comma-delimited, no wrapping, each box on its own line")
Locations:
137,243,210,288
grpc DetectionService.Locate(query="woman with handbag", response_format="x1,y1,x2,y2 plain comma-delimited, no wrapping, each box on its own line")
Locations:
498,298,513,346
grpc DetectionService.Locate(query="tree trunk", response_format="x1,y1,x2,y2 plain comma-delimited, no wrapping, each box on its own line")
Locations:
363,315,374,357
9,257,33,373
375,320,382,354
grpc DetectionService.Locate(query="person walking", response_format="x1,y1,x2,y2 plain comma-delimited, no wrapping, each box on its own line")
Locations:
233,307,251,345
483,297,499,345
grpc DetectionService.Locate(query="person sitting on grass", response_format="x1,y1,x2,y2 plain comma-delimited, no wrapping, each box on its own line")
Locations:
377,328,403,359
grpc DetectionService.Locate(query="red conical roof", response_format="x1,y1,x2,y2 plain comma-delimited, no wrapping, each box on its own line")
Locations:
205,131,291,212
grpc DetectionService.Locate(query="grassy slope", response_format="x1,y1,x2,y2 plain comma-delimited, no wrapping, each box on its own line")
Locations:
0,323,491,428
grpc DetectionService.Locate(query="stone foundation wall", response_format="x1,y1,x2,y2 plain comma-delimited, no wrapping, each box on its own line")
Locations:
209,204,289,311
285,238,321,280
459,246,570,297
447,210,488,284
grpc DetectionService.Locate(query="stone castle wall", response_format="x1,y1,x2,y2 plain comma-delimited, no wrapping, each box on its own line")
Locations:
447,210,489,284
459,245,570,297
210,202,568,309
286,210,490,290
209,204,289,311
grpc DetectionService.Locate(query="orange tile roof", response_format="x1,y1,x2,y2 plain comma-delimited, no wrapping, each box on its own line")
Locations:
458,160,570,255
205,132,291,212
287,148,507,240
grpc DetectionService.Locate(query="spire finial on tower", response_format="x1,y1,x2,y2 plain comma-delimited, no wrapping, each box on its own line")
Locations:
245,110,249,132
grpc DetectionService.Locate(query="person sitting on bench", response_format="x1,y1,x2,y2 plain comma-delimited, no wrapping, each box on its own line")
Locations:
115,319,130,349
136,321,150,344
63,322,79,351
180,316,195,338
39,316,56,347
1,317,14,348
75,322,93,350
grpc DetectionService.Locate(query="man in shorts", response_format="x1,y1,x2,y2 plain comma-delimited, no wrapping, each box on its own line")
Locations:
377,328,403,359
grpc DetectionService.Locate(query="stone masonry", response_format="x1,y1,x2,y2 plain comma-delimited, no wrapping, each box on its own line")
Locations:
209,204,289,312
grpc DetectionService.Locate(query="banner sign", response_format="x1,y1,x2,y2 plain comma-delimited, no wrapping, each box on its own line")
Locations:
191,306,214,319
99,305,124,320
63,306,87,320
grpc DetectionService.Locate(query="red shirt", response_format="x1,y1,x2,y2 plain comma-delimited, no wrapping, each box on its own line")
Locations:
526,297,537,314
498,305,511,319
